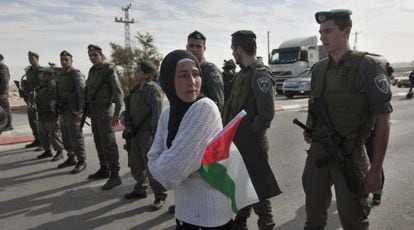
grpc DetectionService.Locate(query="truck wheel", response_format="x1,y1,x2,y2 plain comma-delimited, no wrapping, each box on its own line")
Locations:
276,89,284,95
285,92,295,99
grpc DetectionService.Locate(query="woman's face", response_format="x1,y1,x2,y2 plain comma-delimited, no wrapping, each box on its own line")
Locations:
134,66,147,83
174,60,202,103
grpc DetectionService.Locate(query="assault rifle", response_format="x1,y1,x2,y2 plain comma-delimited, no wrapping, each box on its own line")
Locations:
301,99,369,216
14,80,28,100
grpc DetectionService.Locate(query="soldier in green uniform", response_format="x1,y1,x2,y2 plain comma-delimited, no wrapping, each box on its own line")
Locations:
223,30,281,230
302,9,392,230
56,50,87,173
22,51,43,148
0,53,13,131
222,59,237,102
186,31,224,111
35,68,64,160
121,59,167,210
86,44,124,190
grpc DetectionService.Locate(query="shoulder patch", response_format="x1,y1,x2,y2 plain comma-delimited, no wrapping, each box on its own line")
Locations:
374,73,390,94
257,76,272,93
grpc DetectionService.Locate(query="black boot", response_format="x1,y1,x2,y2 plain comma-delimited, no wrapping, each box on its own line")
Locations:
88,167,110,180
50,151,64,162
101,173,122,190
124,190,147,200
36,150,53,159
57,157,77,169
26,139,41,148
70,161,87,174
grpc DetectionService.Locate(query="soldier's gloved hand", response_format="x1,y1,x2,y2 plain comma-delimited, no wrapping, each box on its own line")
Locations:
75,112,83,123
303,131,312,143
120,115,125,126
112,115,120,127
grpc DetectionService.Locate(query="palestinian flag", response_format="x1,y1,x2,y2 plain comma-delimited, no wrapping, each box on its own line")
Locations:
199,110,259,213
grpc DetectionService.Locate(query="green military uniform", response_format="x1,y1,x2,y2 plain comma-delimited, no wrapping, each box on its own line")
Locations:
123,81,167,200
24,62,43,143
57,66,86,164
187,31,224,112
224,30,281,229
0,55,12,130
303,50,393,230
86,58,123,179
36,72,64,155
200,59,225,112
222,59,237,103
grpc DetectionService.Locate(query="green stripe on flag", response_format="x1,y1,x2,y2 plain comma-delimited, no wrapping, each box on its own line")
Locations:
199,163,238,212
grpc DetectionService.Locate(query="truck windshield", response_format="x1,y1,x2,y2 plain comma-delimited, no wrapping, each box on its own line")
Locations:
270,51,299,64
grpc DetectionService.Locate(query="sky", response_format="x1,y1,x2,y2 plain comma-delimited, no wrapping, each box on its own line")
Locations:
1,0,413,80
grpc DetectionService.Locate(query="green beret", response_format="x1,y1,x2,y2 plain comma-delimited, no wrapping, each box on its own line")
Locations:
87,44,102,52
42,67,54,76
188,30,206,40
28,51,39,58
139,59,157,74
231,30,256,41
60,50,72,57
315,9,352,24
223,59,236,70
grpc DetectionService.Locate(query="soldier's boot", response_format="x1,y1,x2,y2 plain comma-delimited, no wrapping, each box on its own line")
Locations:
4,124,13,131
168,205,176,214
88,167,110,180
57,157,77,169
70,161,87,174
233,216,248,230
26,139,41,148
50,151,64,162
34,146,44,152
36,150,53,159
151,198,166,211
101,172,122,190
124,190,147,200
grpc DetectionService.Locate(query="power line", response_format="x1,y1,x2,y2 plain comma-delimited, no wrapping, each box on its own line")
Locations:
114,4,136,48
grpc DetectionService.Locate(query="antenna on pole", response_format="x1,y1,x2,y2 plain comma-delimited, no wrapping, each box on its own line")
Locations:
115,4,136,48
353,31,361,50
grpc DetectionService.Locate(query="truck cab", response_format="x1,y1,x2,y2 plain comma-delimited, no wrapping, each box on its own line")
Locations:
269,36,326,94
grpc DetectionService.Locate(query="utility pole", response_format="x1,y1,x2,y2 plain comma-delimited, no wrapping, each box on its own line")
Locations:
115,4,135,48
353,31,361,50
267,31,270,64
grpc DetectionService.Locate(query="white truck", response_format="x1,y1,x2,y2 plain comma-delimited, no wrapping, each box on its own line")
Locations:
268,36,327,94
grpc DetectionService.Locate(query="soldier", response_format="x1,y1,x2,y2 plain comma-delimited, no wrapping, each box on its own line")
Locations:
35,68,64,160
86,44,124,190
223,30,281,230
121,59,167,210
22,51,43,148
56,50,87,173
222,59,237,102
0,53,13,131
186,31,224,111
302,9,392,229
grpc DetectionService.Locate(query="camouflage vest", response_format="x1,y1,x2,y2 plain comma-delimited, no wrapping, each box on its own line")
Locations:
25,66,43,91
223,62,273,124
127,83,154,130
310,51,373,141
36,83,55,115
58,68,82,110
86,63,112,104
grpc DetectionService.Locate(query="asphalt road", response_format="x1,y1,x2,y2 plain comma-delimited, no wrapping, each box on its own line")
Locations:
0,86,413,230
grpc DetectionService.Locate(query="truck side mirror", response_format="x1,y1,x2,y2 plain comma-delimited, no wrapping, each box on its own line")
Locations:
300,51,308,63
